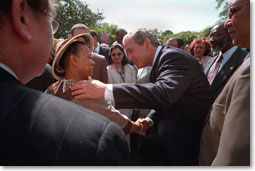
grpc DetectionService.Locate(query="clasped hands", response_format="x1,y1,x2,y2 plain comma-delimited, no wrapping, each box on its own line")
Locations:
130,118,151,136
71,79,152,136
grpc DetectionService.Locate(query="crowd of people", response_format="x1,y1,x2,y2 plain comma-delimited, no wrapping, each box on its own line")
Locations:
0,0,250,166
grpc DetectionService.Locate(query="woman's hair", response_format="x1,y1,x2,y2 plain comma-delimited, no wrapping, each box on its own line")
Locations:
187,38,211,56
59,42,83,70
108,43,128,65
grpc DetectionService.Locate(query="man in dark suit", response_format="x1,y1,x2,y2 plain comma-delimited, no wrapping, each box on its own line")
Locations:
71,28,214,165
0,0,128,165
90,30,110,64
205,22,248,99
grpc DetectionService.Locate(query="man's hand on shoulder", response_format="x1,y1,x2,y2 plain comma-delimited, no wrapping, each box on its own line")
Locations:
71,77,106,99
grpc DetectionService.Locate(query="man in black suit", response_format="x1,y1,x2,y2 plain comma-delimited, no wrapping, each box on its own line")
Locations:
90,30,110,65
206,22,248,99
0,0,128,165
71,28,213,165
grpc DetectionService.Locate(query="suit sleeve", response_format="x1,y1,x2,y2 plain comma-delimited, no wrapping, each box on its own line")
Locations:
100,57,108,83
97,122,129,165
212,64,250,166
113,52,194,111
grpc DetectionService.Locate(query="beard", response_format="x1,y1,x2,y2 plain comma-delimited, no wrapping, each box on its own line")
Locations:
212,38,229,52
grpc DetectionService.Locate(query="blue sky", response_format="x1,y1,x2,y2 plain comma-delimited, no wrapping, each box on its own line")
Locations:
83,0,224,33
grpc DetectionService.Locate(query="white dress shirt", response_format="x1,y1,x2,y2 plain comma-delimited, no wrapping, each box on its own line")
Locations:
207,46,238,76
104,46,162,125
94,43,100,54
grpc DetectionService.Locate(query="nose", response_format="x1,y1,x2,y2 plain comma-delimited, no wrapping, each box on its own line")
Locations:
224,18,231,28
90,59,95,66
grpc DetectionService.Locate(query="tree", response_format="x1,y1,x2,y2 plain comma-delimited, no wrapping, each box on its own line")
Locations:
215,0,229,21
90,22,118,45
198,26,214,38
55,0,104,39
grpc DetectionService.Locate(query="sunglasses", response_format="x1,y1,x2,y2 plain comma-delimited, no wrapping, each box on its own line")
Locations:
228,1,249,19
111,52,122,57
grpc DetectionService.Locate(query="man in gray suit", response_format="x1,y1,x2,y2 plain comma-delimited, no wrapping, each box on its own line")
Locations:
205,22,248,99
0,0,128,165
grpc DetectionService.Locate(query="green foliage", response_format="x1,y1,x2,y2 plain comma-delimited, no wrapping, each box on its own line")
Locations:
215,0,229,21
55,0,104,39
90,22,118,45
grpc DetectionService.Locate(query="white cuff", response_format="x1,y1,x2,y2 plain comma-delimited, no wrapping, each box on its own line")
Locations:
105,84,115,104
146,117,154,126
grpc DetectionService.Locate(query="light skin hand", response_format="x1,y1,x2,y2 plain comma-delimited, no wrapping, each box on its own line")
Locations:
132,118,151,136
71,77,107,99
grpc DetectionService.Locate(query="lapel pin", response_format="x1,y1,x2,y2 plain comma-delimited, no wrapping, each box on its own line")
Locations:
230,66,234,70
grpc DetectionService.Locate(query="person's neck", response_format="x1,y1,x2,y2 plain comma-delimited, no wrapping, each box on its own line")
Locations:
64,70,87,81
114,63,122,70
94,42,98,49
195,55,203,61
221,42,233,54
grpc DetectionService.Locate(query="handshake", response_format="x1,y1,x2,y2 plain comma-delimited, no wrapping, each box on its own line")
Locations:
130,118,151,136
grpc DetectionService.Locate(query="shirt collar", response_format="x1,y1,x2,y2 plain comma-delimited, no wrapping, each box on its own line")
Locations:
0,62,19,80
152,46,162,66
95,43,100,54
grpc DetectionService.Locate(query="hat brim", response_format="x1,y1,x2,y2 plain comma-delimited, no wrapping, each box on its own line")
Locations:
52,33,94,81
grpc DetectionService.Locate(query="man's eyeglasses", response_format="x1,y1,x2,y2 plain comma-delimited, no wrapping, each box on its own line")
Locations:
111,52,122,57
51,19,60,35
228,2,249,19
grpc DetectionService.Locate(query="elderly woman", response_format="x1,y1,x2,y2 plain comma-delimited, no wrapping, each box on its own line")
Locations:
45,33,143,135
188,38,212,69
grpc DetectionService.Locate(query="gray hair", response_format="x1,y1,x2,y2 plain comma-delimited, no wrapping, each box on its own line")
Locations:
128,28,160,47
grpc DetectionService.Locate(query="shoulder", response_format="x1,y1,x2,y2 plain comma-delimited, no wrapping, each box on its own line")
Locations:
161,47,196,63
157,47,198,69
92,53,106,61
107,64,114,71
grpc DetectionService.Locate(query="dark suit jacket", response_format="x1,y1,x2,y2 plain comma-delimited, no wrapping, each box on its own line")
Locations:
204,47,248,99
25,64,55,92
91,53,108,83
0,68,129,166
99,45,110,64
112,46,213,165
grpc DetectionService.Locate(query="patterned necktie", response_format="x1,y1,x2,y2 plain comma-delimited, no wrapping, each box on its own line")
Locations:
208,54,223,85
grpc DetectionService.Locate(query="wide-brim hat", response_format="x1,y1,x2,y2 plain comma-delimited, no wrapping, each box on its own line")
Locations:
52,33,94,80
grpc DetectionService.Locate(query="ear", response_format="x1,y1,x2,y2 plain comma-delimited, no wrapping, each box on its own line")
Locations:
69,54,78,66
11,0,32,41
143,38,151,48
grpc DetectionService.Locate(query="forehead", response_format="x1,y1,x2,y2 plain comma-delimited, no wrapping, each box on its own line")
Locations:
76,44,89,53
112,47,122,52
124,36,137,49
73,28,90,35
195,43,205,47
169,39,178,44
210,24,225,34
229,0,244,6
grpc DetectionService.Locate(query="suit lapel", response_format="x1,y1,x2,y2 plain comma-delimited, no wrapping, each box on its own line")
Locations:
205,56,217,75
150,47,164,83
211,47,247,91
